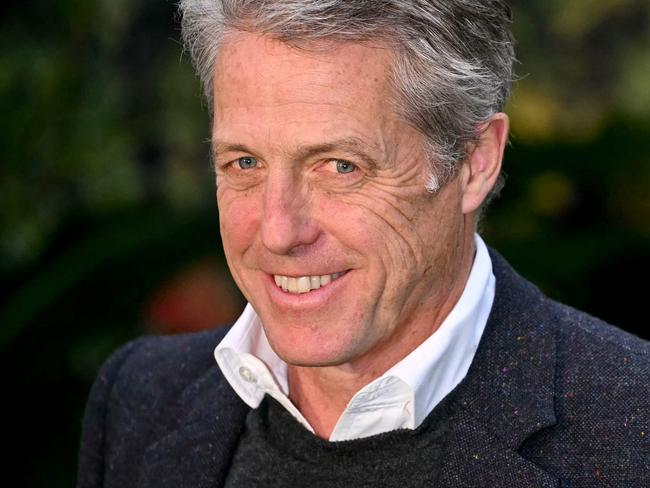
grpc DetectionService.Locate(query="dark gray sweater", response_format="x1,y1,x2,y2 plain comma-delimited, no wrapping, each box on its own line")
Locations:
224,394,452,487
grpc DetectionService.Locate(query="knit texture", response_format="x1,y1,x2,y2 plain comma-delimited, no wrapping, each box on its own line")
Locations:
224,395,450,487
77,249,650,488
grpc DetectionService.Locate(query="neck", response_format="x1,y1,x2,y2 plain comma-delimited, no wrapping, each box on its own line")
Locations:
287,225,477,439
287,366,375,439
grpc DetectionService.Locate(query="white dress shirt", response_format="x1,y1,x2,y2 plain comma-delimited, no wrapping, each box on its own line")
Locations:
215,233,495,441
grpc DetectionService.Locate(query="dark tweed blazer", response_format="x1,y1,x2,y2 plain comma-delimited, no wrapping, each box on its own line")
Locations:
77,250,650,488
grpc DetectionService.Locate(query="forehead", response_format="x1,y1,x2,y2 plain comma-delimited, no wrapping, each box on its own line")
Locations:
212,33,401,142
214,32,394,98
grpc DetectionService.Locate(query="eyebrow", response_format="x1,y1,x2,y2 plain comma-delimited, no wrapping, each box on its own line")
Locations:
212,137,382,173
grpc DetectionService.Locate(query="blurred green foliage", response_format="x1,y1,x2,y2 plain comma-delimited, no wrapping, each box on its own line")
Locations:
0,0,211,276
1,1,648,486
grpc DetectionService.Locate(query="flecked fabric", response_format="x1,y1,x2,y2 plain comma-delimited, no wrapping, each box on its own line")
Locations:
224,395,449,487
77,249,650,488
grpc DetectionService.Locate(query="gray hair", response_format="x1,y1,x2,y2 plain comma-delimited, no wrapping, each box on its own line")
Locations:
180,0,513,205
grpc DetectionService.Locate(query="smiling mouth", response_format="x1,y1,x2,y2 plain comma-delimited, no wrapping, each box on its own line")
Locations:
273,271,347,294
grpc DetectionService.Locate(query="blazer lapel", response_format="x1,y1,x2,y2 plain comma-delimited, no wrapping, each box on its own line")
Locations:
437,414,559,487
436,250,561,487
137,364,250,488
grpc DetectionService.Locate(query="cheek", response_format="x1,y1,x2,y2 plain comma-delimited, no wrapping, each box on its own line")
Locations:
317,195,417,299
346,195,424,267
218,189,262,255
317,196,375,251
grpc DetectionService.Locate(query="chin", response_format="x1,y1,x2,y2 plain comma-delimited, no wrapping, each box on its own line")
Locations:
264,319,363,367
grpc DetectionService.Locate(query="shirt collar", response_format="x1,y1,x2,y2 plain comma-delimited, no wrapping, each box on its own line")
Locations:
215,233,494,440
380,232,495,426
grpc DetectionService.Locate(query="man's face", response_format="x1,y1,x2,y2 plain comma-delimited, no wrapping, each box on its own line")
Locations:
213,33,470,370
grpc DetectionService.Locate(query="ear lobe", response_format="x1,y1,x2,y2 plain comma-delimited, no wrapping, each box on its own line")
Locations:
461,113,509,214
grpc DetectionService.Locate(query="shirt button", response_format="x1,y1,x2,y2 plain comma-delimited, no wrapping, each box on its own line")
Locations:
238,366,256,383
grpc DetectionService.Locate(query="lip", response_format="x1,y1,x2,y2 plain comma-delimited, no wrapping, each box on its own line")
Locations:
264,269,351,310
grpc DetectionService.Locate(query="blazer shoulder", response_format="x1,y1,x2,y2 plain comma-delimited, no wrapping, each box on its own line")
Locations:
103,326,232,412
77,326,233,488
545,296,649,371
489,246,648,369
485,257,650,479
535,295,650,411
520,300,650,477
77,327,235,488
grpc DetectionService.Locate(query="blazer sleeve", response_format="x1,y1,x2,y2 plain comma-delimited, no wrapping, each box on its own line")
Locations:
76,338,145,488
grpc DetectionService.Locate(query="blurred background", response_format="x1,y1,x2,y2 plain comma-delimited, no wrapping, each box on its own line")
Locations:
1,0,648,485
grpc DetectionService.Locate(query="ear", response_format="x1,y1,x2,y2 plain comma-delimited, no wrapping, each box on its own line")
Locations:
460,113,509,214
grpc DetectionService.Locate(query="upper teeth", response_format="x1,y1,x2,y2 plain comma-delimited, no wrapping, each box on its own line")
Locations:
274,272,343,294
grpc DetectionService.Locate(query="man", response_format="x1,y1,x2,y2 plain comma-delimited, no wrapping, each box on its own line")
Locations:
78,1,649,487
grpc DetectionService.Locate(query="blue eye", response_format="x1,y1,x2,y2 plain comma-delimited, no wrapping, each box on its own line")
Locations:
235,156,258,169
335,160,356,174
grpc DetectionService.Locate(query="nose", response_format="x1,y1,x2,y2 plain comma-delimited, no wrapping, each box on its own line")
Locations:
260,170,320,255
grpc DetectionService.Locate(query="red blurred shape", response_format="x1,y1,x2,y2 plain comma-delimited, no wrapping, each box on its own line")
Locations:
144,258,244,334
